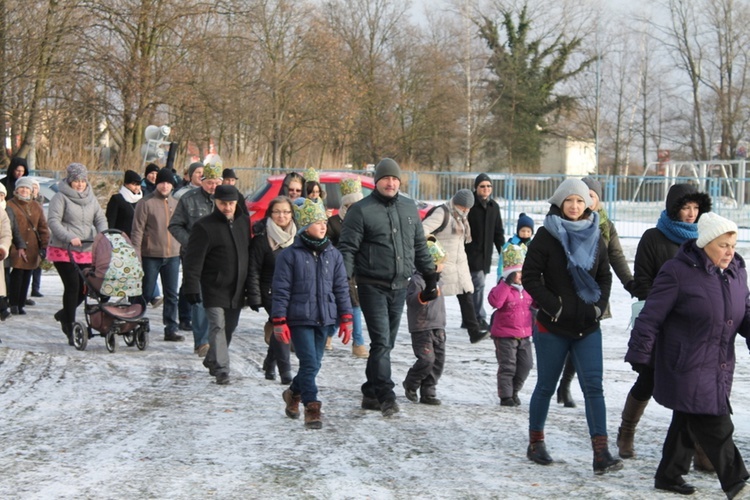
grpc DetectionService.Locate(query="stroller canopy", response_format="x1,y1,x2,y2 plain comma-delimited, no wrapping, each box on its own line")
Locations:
91,231,144,298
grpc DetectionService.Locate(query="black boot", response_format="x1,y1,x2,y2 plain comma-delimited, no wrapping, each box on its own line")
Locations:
527,430,553,465
592,435,623,475
54,310,73,345
556,355,576,408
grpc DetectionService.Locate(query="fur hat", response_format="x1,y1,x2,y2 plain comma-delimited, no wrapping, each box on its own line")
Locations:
294,198,327,232
548,178,592,209
666,183,712,221
222,168,238,180
156,168,176,186
582,177,603,201
502,243,527,278
124,170,141,185
696,212,738,248
202,162,222,180
516,213,534,234
304,166,320,183
14,177,34,192
65,163,88,183
214,184,239,201
374,158,401,183
145,163,160,176
474,173,491,190
452,189,475,209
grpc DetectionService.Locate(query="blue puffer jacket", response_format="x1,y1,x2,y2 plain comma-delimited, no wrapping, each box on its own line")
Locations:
626,240,750,416
271,237,352,327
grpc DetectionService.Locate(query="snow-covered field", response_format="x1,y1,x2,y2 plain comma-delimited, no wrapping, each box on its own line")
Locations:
1,238,749,499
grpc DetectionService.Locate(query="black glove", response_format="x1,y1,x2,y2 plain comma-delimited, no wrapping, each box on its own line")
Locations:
420,271,440,302
624,280,635,297
249,303,261,312
630,363,650,374
186,293,202,305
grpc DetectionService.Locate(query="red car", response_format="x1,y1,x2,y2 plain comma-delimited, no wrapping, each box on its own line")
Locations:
246,172,431,227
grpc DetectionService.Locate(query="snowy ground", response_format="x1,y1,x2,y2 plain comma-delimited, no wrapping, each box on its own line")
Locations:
1,239,749,499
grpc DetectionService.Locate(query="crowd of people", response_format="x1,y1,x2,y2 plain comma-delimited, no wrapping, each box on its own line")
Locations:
1,156,749,498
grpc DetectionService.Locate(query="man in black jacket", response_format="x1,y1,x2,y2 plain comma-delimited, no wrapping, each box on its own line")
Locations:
339,158,438,417
182,185,251,385
465,173,505,331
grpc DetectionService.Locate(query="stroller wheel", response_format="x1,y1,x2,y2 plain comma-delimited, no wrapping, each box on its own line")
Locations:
105,332,117,353
72,322,88,351
135,327,149,351
123,332,136,347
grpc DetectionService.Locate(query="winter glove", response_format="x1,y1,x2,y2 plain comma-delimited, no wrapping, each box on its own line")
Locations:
624,279,635,297
249,303,261,312
420,271,440,302
338,314,353,345
630,363,650,374
186,293,202,305
272,317,291,344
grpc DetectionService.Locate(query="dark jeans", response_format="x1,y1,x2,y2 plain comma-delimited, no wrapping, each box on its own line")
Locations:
470,270,487,322
204,307,241,377
404,328,445,399
457,292,480,333
53,261,89,323
529,328,608,437
656,411,749,493
290,324,333,405
31,267,41,294
494,336,533,399
142,256,179,334
263,307,292,375
178,283,192,323
9,268,32,308
358,283,407,403
192,301,209,349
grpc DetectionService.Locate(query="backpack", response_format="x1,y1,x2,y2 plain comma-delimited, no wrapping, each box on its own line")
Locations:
425,204,450,235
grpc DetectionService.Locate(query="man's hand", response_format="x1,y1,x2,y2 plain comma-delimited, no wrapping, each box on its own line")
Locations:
186,293,202,305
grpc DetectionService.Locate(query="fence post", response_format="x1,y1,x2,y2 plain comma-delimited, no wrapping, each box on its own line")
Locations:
504,176,515,239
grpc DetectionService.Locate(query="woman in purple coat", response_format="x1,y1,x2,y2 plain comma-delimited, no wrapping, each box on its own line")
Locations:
626,212,750,498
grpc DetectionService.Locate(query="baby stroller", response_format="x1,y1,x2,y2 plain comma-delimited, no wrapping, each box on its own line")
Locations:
69,229,150,352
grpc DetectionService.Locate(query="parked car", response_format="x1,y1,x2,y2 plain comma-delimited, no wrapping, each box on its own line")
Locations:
0,175,58,216
246,172,431,227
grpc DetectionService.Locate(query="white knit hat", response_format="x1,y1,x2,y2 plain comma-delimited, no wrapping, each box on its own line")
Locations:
548,178,592,209
696,212,738,248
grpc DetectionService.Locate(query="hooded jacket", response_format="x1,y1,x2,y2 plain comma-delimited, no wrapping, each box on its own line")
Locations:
625,240,750,416
2,157,28,200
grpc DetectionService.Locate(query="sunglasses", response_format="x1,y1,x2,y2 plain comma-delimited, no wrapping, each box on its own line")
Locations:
478,184,492,188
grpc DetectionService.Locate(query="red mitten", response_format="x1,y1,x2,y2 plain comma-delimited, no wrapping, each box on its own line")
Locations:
272,317,291,344
338,314,353,345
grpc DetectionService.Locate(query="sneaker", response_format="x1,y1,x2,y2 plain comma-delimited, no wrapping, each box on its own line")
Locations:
403,382,418,402
420,396,442,406
150,296,164,308
179,320,192,332
216,373,230,385
361,396,380,411
164,331,185,342
195,343,210,357
30,291,43,298
381,399,399,417
24,299,35,306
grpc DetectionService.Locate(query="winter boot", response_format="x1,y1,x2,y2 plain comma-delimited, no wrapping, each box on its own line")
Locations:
592,435,624,475
263,358,276,381
693,443,715,473
500,397,518,407
617,393,649,458
468,328,490,344
282,389,301,419
352,344,369,359
325,336,333,351
556,356,577,408
527,430,553,465
280,371,293,385
304,402,323,429
512,391,522,405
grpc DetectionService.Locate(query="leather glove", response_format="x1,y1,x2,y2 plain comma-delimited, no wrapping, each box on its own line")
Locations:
630,362,650,374
420,271,440,302
272,317,291,344
186,293,202,305
338,314,353,345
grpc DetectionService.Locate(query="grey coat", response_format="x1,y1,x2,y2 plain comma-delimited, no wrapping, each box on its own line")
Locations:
168,187,213,255
47,181,107,252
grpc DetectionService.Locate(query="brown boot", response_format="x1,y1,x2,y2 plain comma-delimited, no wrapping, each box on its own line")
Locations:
352,344,369,359
304,402,322,429
617,393,649,458
282,389,301,419
325,336,333,351
693,442,715,472
592,435,623,475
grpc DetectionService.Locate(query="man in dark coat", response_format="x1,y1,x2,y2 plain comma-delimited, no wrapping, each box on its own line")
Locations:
338,158,438,417
182,185,251,385
465,173,505,329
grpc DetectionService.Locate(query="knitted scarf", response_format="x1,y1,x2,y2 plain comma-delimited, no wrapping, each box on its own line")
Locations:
266,219,295,251
119,185,142,204
597,207,611,243
299,232,330,252
544,211,602,304
655,210,698,245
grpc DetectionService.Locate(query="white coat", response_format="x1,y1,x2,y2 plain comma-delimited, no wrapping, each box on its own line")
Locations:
421,200,473,296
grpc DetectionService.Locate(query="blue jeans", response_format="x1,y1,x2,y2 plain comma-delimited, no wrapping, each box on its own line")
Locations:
529,327,607,437
192,301,209,349
290,324,333,404
358,284,407,403
142,256,179,334
470,270,487,322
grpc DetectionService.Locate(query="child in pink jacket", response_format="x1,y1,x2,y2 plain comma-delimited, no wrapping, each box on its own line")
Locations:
488,243,534,407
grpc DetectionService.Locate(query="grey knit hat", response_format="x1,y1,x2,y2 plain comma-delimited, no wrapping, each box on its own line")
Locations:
66,163,88,183
548,178,592,209
452,189,475,209
14,177,34,191
374,158,401,183
187,161,203,179
582,177,603,201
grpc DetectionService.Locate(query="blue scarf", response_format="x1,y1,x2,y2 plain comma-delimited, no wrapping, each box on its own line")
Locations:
544,211,602,304
655,210,698,244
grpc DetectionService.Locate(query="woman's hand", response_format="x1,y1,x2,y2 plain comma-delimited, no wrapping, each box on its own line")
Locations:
18,248,27,262
70,237,82,247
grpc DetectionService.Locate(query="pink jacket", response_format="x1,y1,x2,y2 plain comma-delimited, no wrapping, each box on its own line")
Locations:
488,281,534,339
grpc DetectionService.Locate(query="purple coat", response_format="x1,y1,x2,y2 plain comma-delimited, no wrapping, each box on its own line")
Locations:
625,240,750,415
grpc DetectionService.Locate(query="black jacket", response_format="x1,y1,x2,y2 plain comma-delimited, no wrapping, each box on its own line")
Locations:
247,219,281,311
105,193,136,236
465,193,504,274
630,227,679,301
522,209,612,339
182,209,251,309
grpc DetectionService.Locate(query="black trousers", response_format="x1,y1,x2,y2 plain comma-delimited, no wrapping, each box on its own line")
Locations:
656,410,749,493
457,292,480,333
9,268,32,307
53,262,88,323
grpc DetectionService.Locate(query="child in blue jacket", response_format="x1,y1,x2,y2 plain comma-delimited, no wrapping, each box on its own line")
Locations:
272,198,353,429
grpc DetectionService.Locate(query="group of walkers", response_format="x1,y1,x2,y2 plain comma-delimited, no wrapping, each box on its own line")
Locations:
2,155,749,498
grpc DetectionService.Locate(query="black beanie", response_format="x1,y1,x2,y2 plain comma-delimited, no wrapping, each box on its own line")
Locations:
374,158,401,183
474,173,491,190
145,163,160,176
124,170,141,185
155,167,176,186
